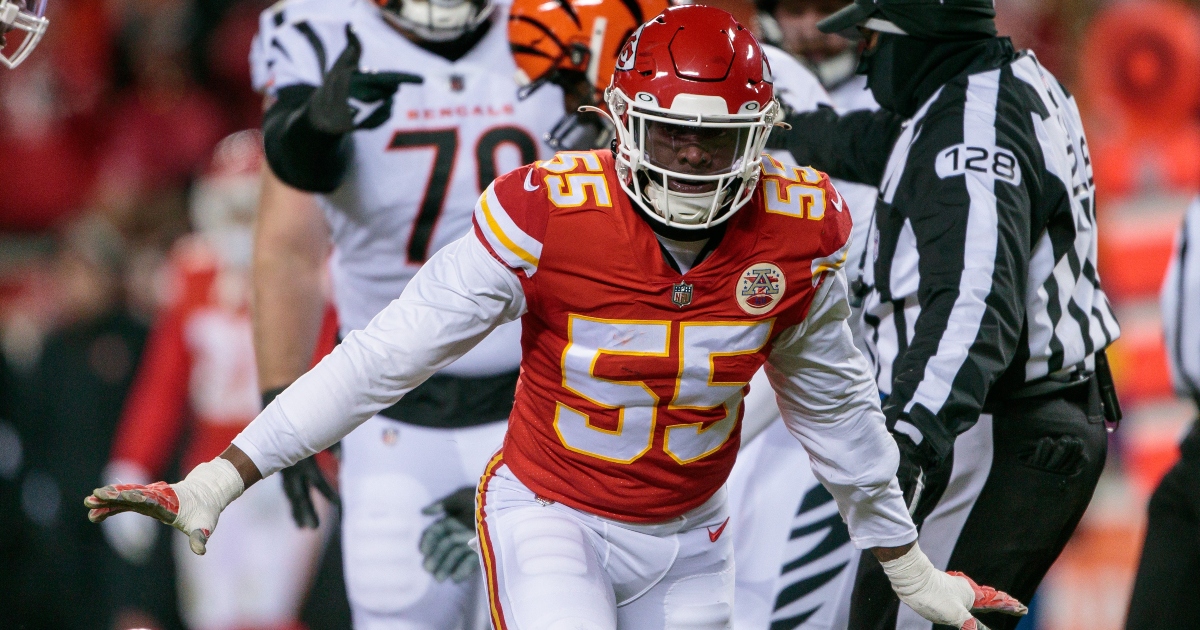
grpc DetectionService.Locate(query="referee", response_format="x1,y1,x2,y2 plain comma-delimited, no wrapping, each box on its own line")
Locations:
1125,195,1200,629
766,1,1123,628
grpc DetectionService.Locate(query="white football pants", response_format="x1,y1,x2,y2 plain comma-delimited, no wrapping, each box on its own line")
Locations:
339,416,508,630
173,474,324,630
476,459,735,630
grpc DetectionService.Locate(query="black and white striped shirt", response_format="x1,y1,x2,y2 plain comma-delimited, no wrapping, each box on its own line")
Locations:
771,44,1120,458
1163,196,1200,406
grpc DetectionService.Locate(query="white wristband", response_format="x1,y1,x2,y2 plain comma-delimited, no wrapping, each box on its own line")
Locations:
879,542,974,627
170,457,245,555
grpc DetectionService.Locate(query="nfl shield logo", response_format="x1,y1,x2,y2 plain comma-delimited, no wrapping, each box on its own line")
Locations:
671,282,694,308
450,74,465,92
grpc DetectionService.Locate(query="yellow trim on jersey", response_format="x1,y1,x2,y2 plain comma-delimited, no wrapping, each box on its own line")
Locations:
477,187,540,274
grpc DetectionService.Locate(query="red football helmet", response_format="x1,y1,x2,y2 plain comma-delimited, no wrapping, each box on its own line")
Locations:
605,5,779,230
1,0,48,69
189,130,264,270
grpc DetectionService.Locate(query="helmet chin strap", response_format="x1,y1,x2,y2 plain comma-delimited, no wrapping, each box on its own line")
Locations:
639,170,739,229
645,179,723,226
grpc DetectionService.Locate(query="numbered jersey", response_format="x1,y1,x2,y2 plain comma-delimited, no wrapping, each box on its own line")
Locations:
251,0,564,363
473,150,851,522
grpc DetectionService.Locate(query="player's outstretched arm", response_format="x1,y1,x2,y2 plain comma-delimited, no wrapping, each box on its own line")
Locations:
765,270,1026,630
86,234,524,553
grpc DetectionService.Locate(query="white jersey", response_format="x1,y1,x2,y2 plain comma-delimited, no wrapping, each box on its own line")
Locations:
829,74,878,113
250,0,564,376
763,45,831,115
1163,196,1200,399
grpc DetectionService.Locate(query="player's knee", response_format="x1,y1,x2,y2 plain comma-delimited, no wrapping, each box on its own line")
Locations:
664,567,735,630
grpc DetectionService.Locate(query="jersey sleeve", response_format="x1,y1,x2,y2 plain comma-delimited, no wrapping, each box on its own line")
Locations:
765,269,917,549
109,307,192,477
251,2,348,95
472,162,551,278
232,234,527,476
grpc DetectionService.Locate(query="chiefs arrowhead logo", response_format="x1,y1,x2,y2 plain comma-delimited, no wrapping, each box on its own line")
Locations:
615,23,645,72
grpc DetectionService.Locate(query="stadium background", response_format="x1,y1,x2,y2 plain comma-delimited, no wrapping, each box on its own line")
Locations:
0,0,1197,628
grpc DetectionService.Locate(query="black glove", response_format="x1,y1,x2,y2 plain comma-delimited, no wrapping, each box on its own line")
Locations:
280,455,340,529
419,486,478,583
892,432,938,515
307,24,424,134
263,386,341,529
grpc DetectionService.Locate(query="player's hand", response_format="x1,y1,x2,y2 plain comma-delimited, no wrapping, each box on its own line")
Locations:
879,543,1027,630
280,454,339,529
419,486,479,583
85,458,244,556
98,462,160,564
892,432,937,513
307,24,423,134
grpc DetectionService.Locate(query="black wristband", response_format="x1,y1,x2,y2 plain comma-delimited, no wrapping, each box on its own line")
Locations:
261,385,290,411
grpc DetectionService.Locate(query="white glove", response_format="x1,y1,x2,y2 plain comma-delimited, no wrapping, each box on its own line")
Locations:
880,543,1028,630
99,461,159,564
86,457,245,555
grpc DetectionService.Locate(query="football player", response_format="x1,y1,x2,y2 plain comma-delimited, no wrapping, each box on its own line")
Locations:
421,0,843,597
0,0,48,68
243,0,563,627
100,131,332,630
86,7,1026,630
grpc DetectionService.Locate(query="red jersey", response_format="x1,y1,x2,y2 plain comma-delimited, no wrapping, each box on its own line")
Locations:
473,150,851,522
111,238,339,476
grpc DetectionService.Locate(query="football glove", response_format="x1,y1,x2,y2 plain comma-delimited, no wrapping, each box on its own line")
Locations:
307,24,423,134
262,386,340,528
880,543,1027,630
893,432,937,514
280,455,339,529
419,486,479,583
85,457,244,556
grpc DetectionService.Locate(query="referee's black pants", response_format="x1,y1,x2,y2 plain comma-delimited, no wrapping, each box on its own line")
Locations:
1125,421,1200,630
847,380,1108,630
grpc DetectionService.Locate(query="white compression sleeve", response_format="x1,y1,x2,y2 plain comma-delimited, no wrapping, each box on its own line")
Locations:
765,270,917,549
232,234,527,476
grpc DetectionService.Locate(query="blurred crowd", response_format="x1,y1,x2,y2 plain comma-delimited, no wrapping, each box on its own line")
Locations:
0,0,1198,629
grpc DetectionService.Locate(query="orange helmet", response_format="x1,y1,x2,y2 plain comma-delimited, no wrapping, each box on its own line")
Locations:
509,0,669,101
